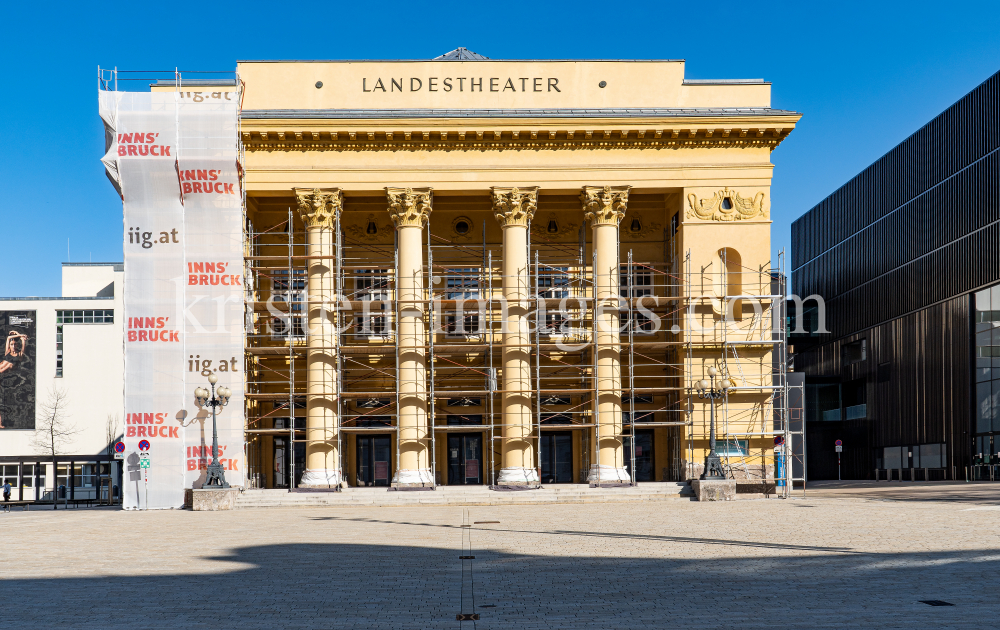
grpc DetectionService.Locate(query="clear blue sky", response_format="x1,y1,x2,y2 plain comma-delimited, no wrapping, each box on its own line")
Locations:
1,1,998,296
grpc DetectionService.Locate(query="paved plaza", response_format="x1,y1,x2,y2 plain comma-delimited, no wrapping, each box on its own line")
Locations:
2,482,1000,629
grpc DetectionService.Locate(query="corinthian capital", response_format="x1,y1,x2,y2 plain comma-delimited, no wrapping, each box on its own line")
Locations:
294,188,343,229
386,187,433,228
581,185,631,227
491,186,538,228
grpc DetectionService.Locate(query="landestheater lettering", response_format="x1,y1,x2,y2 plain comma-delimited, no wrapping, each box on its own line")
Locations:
363,77,561,92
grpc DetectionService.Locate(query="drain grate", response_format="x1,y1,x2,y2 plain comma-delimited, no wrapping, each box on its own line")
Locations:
920,600,954,607
479,604,496,608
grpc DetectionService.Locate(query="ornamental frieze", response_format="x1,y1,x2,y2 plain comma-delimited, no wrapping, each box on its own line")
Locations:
686,187,768,222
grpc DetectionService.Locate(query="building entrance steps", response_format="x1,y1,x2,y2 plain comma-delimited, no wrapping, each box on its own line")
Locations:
234,482,695,508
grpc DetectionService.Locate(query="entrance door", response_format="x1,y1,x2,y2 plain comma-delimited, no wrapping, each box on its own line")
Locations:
273,439,306,488
356,435,392,487
541,432,574,483
447,433,483,485
623,430,654,482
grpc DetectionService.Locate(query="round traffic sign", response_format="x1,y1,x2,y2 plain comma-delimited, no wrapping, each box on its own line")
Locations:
114,441,125,453
835,439,843,446
138,439,151,451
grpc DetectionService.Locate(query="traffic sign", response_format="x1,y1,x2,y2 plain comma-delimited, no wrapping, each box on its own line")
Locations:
139,459,150,469
114,441,125,460
835,439,843,446
138,439,151,452
835,439,843,453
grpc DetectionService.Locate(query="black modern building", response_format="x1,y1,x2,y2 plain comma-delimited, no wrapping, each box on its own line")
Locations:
791,70,1000,481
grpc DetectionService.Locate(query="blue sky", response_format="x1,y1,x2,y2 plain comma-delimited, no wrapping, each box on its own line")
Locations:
1,1,998,296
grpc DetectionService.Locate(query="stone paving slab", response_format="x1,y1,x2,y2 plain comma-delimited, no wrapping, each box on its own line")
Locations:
2,487,999,628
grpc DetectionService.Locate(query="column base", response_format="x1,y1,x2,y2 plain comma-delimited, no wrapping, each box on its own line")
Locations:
391,468,434,489
299,469,343,489
495,467,540,489
587,465,632,487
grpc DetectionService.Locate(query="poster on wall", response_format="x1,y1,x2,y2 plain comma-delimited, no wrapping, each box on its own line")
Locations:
0,310,36,430
100,87,245,510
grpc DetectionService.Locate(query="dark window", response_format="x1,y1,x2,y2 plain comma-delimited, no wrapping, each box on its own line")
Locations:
842,339,866,366
446,414,482,426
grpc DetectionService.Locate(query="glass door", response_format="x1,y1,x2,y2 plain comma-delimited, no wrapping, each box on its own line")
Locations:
540,432,574,483
623,430,654,482
447,433,483,485
273,439,306,488
356,435,392,487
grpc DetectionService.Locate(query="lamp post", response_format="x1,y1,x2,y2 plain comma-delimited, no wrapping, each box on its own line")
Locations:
194,374,231,489
697,366,733,480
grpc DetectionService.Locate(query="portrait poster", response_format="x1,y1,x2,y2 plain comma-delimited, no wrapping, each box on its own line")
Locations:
0,310,36,430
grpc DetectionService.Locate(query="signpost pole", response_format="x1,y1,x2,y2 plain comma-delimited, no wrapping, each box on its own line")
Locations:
835,439,843,481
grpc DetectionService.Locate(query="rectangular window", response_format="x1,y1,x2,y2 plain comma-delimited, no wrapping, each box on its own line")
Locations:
445,314,480,337
56,309,114,324
446,414,483,426
55,325,63,377
356,269,389,338
271,269,306,340
715,440,749,457
620,267,654,333
842,339,867,365
538,267,570,299
21,464,34,489
0,465,17,488
445,268,479,299
973,284,1000,436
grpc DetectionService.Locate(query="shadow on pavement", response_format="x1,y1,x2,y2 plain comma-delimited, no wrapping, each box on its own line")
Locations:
2,539,999,629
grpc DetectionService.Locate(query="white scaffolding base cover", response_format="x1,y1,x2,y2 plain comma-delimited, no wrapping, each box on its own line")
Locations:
391,468,434,485
587,465,631,483
498,467,540,484
299,469,343,487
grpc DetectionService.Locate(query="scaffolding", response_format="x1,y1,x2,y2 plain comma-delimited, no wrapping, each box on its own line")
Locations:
242,203,800,496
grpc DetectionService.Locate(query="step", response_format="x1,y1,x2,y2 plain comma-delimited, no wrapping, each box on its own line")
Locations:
233,482,693,508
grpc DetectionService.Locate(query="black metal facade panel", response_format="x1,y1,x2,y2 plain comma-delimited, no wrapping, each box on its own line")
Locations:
796,296,971,476
792,69,1000,294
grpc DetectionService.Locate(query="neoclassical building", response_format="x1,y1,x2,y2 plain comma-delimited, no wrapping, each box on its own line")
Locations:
240,49,799,490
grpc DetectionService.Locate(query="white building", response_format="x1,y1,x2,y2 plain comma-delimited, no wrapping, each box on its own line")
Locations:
0,263,124,502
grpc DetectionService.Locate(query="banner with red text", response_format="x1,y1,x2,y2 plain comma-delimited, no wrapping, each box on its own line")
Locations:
100,87,244,510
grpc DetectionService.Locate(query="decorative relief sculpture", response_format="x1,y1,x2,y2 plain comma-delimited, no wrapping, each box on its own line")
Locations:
621,215,662,240
530,212,577,239
293,188,343,228
491,186,538,227
686,187,768,221
386,187,433,228
345,213,393,242
581,185,630,226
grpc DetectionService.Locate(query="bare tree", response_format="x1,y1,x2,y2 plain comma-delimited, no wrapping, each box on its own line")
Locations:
30,387,78,509
105,413,122,455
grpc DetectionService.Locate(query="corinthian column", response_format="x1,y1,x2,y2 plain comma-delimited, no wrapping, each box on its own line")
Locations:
583,185,632,485
387,187,433,487
294,187,342,488
492,186,540,488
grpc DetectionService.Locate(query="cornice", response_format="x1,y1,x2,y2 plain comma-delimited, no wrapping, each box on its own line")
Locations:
241,125,795,152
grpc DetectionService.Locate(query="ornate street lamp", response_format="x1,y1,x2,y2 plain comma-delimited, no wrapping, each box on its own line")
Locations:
194,374,232,489
696,366,734,480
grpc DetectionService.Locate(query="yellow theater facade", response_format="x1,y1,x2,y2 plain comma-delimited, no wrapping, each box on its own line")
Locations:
238,50,799,490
